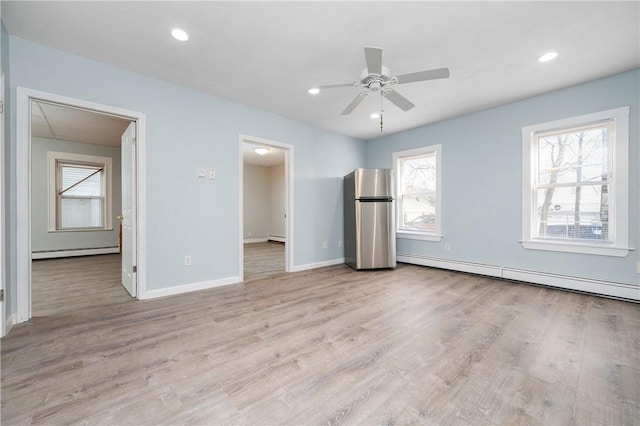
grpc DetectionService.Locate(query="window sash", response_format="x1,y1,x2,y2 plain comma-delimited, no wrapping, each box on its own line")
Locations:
394,145,441,239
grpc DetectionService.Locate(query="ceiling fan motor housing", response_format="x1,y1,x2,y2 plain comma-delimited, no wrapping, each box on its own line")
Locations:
359,66,392,91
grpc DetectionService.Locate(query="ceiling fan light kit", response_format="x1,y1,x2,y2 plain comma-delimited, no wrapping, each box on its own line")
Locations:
311,46,450,132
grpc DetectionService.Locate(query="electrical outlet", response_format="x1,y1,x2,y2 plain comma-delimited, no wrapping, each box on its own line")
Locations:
209,169,216,180
184,255,192,266
338,240,343,248
248,231,252,237
323,241,328,249
444,243,451,251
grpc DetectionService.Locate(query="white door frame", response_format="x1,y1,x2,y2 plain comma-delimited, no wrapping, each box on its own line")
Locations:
16,87,147,323
238,134,294,280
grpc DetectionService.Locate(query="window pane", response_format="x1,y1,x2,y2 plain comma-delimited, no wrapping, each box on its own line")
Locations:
400,194,436,231
61,165,102,196
60,198,104,228
535,185,609,240
537,125,609,185
401,154,436,194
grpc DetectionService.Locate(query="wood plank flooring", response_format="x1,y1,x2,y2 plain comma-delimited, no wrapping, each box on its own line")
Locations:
31,254,133,317
244,241,285,282
2,262,639,425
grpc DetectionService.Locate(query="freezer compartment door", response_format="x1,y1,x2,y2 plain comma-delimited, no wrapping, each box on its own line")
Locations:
356,200,396,269
354,168,394,199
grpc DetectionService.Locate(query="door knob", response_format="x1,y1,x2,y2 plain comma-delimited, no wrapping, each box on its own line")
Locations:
117,215,124,220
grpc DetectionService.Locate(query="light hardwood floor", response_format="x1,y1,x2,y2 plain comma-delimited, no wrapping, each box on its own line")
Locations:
2,259,639,425
31,254,133,317
244,241,285,282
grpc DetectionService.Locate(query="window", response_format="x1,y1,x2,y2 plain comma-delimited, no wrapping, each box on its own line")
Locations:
393,144,442,241
48,152,113,231
522,107,629,256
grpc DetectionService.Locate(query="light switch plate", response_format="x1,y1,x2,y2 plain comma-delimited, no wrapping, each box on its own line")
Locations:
197,168,206,178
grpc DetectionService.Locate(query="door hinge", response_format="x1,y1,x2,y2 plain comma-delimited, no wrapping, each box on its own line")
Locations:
0,101,4,113
133,266,137,273
0,289,4,302
132,137,136,144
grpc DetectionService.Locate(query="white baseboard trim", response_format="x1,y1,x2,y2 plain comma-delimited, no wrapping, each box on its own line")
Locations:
32,247,119,259
268,235,286,243
142,276,241,300
244,238,268,244
3,314,16,338
291,258,345,272
397,253,640,301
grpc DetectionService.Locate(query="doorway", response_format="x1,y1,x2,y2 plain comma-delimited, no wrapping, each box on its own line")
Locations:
15,87,147,324
239,135,293,282
30,101,132,316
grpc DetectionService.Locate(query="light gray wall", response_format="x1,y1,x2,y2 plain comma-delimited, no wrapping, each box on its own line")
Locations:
366,69,640,287
30,137,121,253
243,163,270,240
5,34,365,310
269,163,285,238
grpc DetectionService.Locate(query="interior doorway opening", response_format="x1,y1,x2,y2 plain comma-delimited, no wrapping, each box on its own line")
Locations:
30,100,134,317
239,135,294,282
15,87,147,325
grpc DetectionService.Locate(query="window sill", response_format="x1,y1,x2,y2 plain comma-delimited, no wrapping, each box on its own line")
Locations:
397,231,442,242
48,228,114,233
521,240,631,257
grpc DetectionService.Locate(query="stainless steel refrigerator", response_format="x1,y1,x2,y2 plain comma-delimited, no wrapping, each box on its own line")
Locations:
344,168,396,270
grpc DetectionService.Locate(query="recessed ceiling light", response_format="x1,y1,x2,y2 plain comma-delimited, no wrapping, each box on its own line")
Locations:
254,147,269,156
308,87,320,95
538,51,558,63
370,113,380,119
171,28,189,42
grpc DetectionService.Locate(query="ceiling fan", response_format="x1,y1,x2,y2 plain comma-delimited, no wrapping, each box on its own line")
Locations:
311,46,450,118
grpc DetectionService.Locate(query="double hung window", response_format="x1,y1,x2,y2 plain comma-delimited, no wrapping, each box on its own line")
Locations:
521,107,629,256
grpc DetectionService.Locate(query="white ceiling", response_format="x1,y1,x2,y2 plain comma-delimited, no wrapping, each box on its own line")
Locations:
4,1,639,141
243,142,285,167
32,101,132,147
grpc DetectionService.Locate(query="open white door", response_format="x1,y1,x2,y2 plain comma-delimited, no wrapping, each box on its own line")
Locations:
0,72,5,335
121,122,137,297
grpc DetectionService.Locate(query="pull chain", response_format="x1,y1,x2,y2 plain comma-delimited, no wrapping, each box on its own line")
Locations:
379,92,384,133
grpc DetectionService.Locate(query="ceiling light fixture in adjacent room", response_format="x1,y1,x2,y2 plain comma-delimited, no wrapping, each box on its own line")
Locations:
254,147,269,155
538,51,558,62
171,28,189,41
370,113,380,119
308,87,320,95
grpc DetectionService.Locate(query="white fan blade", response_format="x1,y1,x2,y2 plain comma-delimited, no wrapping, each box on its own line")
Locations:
317,82,357,89
364,47,383,75
384,90,415,111
341,93,368,115
395,67,450,84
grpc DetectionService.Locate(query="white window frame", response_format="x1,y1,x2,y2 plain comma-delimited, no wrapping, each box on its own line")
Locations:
521,106,629,257
47,151,113,232
393,144,442,241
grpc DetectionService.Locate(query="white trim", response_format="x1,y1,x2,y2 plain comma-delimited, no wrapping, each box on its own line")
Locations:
31,247,119,259
290,258,345,272
143,276,241,299
397,253,640,301
397,232,443,242
393,144,442,241
521,240,631,257
16,87,148,323
47,151,113,231
521,106,629,257
244,237,268,244
239,135,294,282
268,235,286,243
0,71,5,338
4,314,16,337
